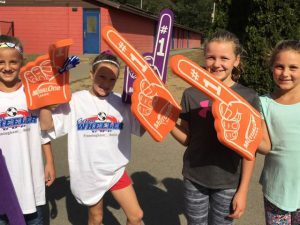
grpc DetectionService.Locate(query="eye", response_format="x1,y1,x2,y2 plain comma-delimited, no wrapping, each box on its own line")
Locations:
10,60,19,64
221,56,229,61
274,64,284,70
205,56,215,60
290,65,299,71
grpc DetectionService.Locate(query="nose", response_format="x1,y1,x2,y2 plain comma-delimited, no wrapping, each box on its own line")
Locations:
212,58,222,68
282,67,290,77
3,62,12,71
100,80,112,90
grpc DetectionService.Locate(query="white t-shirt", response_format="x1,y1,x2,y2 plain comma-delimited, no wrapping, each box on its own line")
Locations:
0,86,48,214
52,90,141,205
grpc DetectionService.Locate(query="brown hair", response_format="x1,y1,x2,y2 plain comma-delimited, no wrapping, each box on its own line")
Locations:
0,35,24,55
204,30,244,82
269,40,300,67
91,50,120,73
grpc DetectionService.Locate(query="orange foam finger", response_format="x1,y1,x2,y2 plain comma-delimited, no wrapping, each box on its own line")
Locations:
171,55,262,160
102,26,181,142
20,39,73,110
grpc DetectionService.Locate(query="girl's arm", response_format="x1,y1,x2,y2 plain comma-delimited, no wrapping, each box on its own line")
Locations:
257,119,271,155
42,142,56,187
39,107,54,131
170,119,189,146
229,157,255,219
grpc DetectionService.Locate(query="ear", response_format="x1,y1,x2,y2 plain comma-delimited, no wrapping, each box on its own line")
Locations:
234,55,241,67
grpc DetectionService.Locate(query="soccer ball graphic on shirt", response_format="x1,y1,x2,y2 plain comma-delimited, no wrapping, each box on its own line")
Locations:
6,107,18,117
97,112,107,121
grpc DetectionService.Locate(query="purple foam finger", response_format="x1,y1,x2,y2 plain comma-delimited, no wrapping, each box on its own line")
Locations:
121,8,174,103
122,52,152,104
0,149,26,225
152,8,174,83
122,65,136,103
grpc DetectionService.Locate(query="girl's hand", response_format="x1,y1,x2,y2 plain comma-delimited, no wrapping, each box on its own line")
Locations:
44,162,56,187
228,190,247,219
170,120,189,146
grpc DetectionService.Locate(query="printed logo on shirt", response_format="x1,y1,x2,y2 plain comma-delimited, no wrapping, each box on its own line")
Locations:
0,107,37,130
77,111,123,132
198,100,211,118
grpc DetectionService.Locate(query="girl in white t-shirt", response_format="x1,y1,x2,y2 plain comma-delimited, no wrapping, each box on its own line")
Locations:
0,35,56,225
40,51,144,225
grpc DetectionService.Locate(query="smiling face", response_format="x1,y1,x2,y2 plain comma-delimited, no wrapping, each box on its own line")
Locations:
204,41,240,87
90,62,119,97
272,49,300,93
0,47,23,91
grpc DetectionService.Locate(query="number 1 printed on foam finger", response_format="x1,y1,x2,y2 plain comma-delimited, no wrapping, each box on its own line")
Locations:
122,8,174,103
102,26,181,142
171,55,262,160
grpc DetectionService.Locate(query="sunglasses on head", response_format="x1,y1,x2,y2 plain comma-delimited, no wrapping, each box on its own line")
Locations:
0,42,23,54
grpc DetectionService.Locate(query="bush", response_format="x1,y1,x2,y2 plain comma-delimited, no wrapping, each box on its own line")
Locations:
213,0,300,94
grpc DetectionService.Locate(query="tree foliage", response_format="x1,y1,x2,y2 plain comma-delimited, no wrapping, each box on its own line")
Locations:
109,0,214,33
109,0,300,94
171,0,213,33
213,0,300,94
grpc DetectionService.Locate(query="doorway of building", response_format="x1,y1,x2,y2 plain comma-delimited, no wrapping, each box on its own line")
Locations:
83,9,100,54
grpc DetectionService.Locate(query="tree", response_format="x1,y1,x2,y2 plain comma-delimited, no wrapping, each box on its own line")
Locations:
213,0,300,93
171,0,214,33
212,0,230,31
109,0,174,14
109,0,214,33
142,0,175,14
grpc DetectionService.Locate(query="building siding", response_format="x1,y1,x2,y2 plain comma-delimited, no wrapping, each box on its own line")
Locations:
2,0,95,7
189,32,201,49
0,7,83,54
0,4,201,55
100,7,154,53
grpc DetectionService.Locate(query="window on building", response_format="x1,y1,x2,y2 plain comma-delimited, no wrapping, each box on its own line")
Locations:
87,16,97,33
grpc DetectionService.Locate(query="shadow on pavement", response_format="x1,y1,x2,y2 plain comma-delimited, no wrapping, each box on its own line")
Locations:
43,176,87,225
42,172,184,225
132,171,184,225
43,176,122,225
